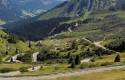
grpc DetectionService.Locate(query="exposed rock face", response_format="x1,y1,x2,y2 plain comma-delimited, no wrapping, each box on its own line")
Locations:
39,0,120,20
7,52,40,63
32,52,39,62
7,54,21,62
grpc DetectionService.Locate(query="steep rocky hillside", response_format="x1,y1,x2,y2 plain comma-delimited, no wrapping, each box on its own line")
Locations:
5,0,125,40
38,0,117,20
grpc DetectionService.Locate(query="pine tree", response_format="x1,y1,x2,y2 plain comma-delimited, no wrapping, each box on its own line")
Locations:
28,41,31,48
67,52,71,58
68,56,73,64
70,58,75,68
15,48,19,54
5,51,8,55
10,57,13,62
75,55,81,65
114,54,120,62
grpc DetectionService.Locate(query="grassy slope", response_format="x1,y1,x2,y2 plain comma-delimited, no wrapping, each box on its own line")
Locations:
0,29,30,61
39,9,125,54
10,53,125,76
39,10,125,56
0,63,32,70
51,69,125,80
55,10,125,41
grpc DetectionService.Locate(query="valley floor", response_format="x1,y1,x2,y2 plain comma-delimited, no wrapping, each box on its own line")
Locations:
52,67,125,80
0,64,125,80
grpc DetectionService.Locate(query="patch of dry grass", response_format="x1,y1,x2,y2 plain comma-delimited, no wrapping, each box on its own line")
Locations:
50,69,125,80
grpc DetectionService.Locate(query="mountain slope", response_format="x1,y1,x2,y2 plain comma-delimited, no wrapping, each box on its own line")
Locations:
38,0,117,20
0,29,31,61
6,0,125,40
0,0,63,24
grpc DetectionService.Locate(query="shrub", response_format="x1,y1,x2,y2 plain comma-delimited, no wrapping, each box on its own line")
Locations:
17,53,32,63
114,54,121,62
103,37,125,52
98,56,103,59
54,66,59,70
100,62,113,66
19,67,28,73
37,50,61,62
0,68,16,73
79,62,100,69
90,58,95,62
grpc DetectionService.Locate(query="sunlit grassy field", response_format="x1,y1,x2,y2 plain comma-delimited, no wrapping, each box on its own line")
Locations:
18,53,125,76
19,64,70,76
0,63,32,70
0,53,125,76
50,68,125,80
95,53,125,63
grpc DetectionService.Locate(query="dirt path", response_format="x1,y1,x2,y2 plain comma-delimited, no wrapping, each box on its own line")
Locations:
81,58,91,63
82,37,109,50
82,37,118,53
0,66,41,77
94,41,107,50
94,41,120,54
0,65,125,80
0,71,20,77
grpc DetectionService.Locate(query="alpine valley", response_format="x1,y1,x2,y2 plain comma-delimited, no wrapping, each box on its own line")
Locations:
0,0,125,80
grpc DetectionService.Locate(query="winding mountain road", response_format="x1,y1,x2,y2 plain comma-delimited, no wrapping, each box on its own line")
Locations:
0,64,125,80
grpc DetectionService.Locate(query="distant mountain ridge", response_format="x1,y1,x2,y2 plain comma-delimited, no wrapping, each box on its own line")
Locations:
0,0,64,24
5,0,125,40
38,0,125,20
